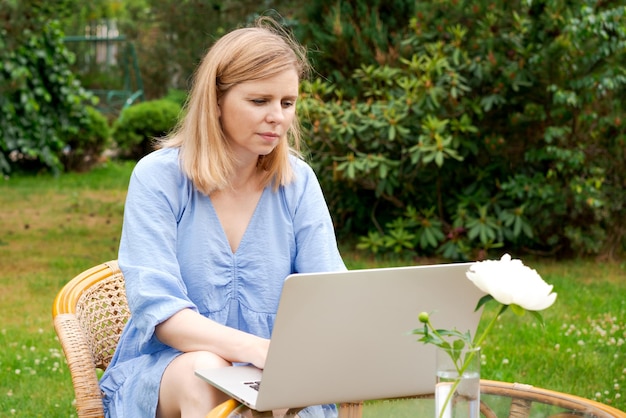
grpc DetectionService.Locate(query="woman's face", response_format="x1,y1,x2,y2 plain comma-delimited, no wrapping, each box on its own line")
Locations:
219,69,299,165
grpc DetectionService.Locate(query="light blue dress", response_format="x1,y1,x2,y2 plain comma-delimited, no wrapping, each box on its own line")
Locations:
100,147,345,417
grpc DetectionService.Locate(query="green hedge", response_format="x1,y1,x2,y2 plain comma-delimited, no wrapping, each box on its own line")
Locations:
60,106,111,172
112,99,182,160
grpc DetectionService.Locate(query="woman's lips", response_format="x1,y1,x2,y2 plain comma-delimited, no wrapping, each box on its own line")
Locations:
259,132,279,142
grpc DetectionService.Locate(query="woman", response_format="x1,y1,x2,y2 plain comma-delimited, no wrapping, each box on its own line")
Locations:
99,17,345,418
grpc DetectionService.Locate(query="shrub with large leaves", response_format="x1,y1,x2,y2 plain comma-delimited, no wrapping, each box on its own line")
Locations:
300,0,626,260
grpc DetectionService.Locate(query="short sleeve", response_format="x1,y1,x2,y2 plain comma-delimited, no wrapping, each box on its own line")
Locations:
284,157,346,274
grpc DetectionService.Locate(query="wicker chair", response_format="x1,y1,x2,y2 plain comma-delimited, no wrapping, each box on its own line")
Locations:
53,260,240,418
52,260,129,418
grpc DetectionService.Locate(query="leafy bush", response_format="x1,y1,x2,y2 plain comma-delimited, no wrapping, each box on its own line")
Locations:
300,1,626,260
60,106,111,172
0,11,94,175
112,99,181,160
297,0,416,91
163,89,188,107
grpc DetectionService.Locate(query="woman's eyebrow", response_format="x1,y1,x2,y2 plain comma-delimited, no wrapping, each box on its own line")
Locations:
246,93,299,100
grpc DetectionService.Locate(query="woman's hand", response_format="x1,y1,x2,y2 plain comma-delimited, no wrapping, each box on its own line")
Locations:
247,335,270,369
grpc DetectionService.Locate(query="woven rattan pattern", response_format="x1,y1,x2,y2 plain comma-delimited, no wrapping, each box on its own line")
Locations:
74,266,130,370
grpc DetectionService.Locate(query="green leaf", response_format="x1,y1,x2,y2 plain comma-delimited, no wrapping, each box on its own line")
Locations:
510,304,526,316
452,339,466,351
530,310,546,328
474,294,494,311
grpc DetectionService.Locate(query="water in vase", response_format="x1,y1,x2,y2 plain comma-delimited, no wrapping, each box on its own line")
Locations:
435,370,480,418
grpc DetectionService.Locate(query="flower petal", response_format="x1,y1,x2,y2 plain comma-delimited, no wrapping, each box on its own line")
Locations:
466,254,557,311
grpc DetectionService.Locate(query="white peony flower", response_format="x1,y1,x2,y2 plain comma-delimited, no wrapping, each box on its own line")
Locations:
466,253,557,311
414,254,557,418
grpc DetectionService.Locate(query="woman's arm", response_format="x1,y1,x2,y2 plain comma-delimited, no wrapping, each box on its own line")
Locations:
155,308,270,369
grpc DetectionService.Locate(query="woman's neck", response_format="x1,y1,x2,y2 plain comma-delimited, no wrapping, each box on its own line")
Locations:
228,158,262,192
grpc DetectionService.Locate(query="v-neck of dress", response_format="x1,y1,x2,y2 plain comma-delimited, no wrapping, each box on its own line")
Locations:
209,187,267,255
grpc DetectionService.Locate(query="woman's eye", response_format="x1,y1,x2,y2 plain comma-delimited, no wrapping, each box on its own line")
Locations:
282,101,294,108
252,99,266,105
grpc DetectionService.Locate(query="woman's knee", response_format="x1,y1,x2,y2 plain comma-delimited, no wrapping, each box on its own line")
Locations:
158,351,231,418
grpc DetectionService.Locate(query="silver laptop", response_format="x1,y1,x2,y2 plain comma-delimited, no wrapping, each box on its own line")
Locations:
195,262,485,411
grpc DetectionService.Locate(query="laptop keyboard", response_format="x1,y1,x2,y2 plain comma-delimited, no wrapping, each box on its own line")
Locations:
244,380,261,391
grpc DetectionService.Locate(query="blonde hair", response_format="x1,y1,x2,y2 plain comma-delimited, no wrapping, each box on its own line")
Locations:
159,17,310,195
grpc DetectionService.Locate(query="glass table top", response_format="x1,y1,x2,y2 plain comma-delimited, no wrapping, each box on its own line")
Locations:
215,380,626,418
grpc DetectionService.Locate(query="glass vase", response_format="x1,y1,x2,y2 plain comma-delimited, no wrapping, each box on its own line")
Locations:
435,346,481,418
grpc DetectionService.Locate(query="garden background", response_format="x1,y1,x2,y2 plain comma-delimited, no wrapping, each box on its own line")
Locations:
1,0,625,416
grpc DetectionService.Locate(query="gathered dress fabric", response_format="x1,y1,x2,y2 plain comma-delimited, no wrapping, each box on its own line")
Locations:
99,147,346,417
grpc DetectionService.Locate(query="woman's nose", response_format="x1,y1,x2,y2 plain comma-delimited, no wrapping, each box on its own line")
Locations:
266,102,285,123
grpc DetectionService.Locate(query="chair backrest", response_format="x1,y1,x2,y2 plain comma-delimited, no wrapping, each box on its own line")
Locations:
52,260,130,417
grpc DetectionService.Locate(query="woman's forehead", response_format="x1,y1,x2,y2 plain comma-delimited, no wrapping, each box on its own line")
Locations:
232,70,299,95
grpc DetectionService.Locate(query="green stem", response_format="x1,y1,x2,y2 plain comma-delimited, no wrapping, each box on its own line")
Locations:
438,369,458,418
473,304,507,349
426,318,447,344
436,304,506,418
437,348,476,418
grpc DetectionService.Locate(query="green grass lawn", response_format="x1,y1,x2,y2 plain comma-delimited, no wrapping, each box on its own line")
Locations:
1,161,624,416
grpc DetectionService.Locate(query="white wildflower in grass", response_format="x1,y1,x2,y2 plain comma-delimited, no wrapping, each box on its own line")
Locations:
564,324,577,337
49,348,62,358
14,369,20,375
563,313,625,407
595,326,607,337
502,358,510,365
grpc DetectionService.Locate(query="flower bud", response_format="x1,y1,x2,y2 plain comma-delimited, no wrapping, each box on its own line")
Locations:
418,311,430,323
